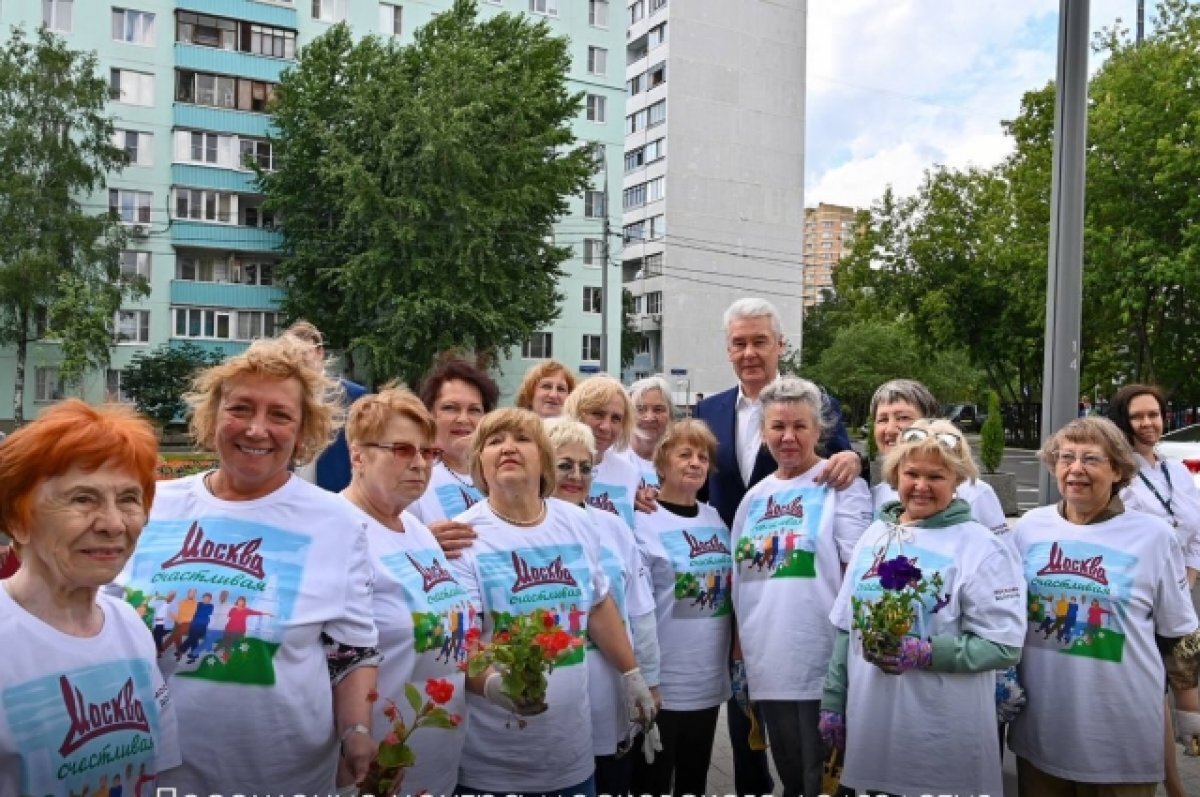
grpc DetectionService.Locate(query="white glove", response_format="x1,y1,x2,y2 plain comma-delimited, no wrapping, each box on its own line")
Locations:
642,721,663,764
1176,709,1200,755
484,671,519,712
623,667,656,728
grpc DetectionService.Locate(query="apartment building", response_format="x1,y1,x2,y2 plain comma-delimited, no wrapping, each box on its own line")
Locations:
802,202,857,307
619,0,808,401
0,0,625,420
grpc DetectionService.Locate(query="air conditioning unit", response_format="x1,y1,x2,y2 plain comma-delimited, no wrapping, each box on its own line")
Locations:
129,224,148,238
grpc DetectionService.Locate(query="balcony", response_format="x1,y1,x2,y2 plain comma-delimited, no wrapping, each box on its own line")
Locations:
176,0,297,28
171,220,282,253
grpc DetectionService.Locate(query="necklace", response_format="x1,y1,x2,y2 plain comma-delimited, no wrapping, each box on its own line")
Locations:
489,498,547,527
441,459,474,489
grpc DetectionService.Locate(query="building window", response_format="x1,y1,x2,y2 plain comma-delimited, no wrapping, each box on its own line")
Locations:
241,204,276,229
112,8,154,44
648,21,667,47
114,130,153,167
648,214,666,240
582,238,603,265
312,0,348,22
587,46,607,76
378,3,402,37
629,1,644,24
237,310,281,340
43,0,72,32
637,335,651,354
581,334,601,362
109,69,154,106
173,307,233,340
623,183,646,210
646,175,664,202
622,220,645,243
177,12,236,49
176,252,227,282
585,94,606,123
522,332,553,359
118,251,151,282
115,310,150,344
106,369,131,403
649,0,667,14
646,291,662,314
528,0,557,16
34,367,63,403
647,99,667,127
588,0,608,27
584,190,606,218
246,23,296,58
583,286,602,313
644,252,663,275
108,189,152,224
176,70,277,113
235,260,276,286
174,188,235,223
647,60,666,89
239,138,274,171
189,131,219,164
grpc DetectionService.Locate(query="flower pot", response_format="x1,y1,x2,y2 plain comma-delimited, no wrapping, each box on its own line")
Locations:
979,471,1018,516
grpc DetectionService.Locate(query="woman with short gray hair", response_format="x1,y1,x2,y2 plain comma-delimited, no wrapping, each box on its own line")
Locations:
628,375,676,489
730,376,873,797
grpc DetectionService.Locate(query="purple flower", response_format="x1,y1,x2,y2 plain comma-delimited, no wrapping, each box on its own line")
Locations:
877,555,923,591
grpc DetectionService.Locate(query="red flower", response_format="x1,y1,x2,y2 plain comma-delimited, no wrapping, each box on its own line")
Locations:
383,701,399,721
425,678,455,705
541,611,555,630
384,731,400,746
366,688,380,704
449,713,463,727
466,627,482,645
494,630,511,644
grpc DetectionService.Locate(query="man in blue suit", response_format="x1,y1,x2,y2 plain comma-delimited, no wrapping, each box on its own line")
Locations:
695,297,861,796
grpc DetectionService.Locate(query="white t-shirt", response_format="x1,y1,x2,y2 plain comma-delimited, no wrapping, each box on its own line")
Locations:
584,505,656,755
588,451,640,530
830,513,1026,796
1121,453,1200,571
634,502,732,710
732,464,873,700
1008,506,1199,783
631,450,659,491
353,505,470,797
0,587,181,797
409,461,483,524
873,478,1008,535
448,498,610,792
114,473,378,795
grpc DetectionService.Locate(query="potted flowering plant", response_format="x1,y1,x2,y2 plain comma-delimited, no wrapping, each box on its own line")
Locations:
851,554,943,658
464,607,584,726
359,678,462,797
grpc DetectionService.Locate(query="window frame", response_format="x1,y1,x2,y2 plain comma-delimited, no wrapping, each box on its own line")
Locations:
112,7,155,45
522,331,553,359
581,334,602,362
34,366,64,403
43,0,73,32
585,93,606,123
115,309,151,344
582,285,603,314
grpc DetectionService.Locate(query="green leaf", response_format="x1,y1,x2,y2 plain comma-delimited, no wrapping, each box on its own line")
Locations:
422,710,457,729
404,682,423,715
377,741,416,769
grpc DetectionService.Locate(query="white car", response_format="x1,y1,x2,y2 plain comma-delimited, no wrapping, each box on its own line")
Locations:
1157,424,1200,489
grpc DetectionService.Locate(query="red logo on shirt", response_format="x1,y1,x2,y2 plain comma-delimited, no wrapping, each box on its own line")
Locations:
586,491,618,515
161,521,266,579
407,552,455,593
58,675,150,757
460,488,478,509
759,495,805,521
1036,541,1109,586
511,552,578,592
683,530,730,558
861,549,887,580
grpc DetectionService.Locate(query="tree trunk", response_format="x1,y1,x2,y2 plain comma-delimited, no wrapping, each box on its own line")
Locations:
12,314,27,425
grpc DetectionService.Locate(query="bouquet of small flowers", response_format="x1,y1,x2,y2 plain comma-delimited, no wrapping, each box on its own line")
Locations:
464,608,584,727
359,678,462,797
851,554,943,659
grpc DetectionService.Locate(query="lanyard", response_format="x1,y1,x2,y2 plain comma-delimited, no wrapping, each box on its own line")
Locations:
1137,463,1175,525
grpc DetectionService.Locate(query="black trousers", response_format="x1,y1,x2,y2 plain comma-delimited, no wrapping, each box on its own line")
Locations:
631,706,720,797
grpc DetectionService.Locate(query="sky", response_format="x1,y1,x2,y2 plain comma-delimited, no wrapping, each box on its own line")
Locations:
804,0,1155,209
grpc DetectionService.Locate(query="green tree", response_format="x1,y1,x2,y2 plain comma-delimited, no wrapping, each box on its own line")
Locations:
806,319,922,428
122,343,223,427
261,1,593,386
0,27,142,422
979,390,1004,473
621,288,638,369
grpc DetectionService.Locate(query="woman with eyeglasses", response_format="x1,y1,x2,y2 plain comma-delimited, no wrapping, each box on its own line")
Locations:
545,418,659,796
821,418,1026,797
1007,417,1199,795
339,386,469,797
728,377,872,797
410,358,499,559
632,419,732,797
628,375,675,491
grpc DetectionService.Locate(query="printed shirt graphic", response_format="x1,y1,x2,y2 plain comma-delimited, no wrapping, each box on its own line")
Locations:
634,503,732,710
0,590,180,797
409,461,482,524
588,452,640,530
828,516,1026,797
113,474,377,795
449,499,608,793
1008,506,1198,784
731,469,872,700
632,451,660,491
359,507,469,797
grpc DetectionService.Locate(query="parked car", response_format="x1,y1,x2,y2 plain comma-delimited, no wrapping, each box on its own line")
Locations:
944,403,987,432
1158,424,1200,489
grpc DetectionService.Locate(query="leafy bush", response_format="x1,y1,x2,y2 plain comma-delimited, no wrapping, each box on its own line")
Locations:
980,391,1004,473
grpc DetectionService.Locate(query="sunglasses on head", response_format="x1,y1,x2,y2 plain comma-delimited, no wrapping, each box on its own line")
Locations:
899,427,962,450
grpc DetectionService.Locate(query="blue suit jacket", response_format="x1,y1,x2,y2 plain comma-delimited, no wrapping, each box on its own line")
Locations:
695,384,853,528
315,377,367,493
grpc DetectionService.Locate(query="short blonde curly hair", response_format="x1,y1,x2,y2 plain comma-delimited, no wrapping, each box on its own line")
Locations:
186,335,341,466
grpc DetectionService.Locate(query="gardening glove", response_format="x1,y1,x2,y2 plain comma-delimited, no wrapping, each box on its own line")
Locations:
818,709,845,754
995,665,1026,724
866,636,932,675
483,670,547,716
1176,709,1200,756
642,720,663,764
730,658,750,714
623,667,657,728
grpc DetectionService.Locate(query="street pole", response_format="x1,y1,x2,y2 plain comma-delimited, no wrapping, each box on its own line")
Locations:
599,163,611,374
1039,0,1090,504
1137,0,1144,43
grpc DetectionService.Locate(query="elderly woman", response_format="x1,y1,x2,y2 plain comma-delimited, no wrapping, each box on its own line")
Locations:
0,400,179,797
1007,417,1199,795
730,377,872,797
871,379,1007,533
516,360,577,419
448,408,655,797
409,358,500,558
339,386,470,796
565,375,641,529
116,336,378,795
632,419,732,797
545,417,659,795
821,419,1026,797
628,375,675,490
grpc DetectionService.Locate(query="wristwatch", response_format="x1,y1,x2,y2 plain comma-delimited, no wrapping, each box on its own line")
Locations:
339,723,371,750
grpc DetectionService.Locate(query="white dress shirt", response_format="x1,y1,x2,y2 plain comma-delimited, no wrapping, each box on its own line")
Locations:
735,385,765,486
